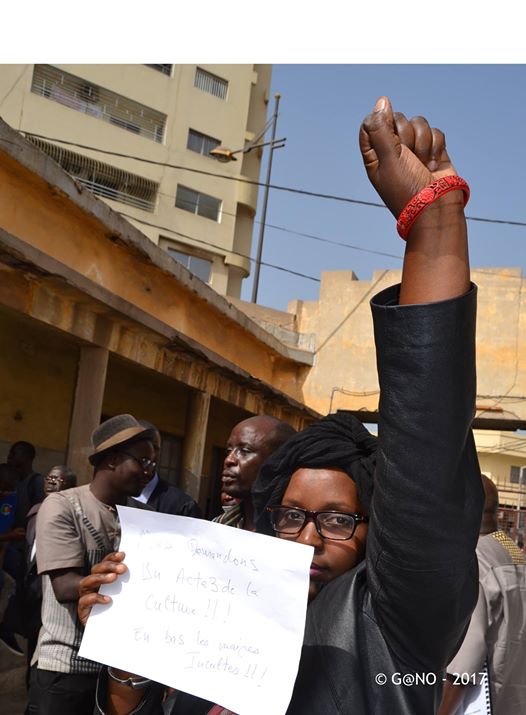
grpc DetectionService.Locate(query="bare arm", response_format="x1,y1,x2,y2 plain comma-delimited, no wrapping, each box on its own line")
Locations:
49,568,83,602
359,96,469,304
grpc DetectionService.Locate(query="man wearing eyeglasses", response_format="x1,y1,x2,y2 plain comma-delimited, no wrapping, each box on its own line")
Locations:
28,414,156,715
134,420,201,519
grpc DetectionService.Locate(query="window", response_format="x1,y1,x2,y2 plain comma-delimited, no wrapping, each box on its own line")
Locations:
167,247,212,283
157,431,183,485
187,129,221,157
175,185,221,222
145,64,172,76
31,65,167,143
510,466,526,484
28,137,159,211
194,68,228,100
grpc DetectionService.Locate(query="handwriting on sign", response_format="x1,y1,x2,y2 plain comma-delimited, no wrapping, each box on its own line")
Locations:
79,506,312,715
187,539,259,572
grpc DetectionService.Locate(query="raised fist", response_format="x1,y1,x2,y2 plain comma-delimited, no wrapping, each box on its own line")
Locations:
359,96,458,218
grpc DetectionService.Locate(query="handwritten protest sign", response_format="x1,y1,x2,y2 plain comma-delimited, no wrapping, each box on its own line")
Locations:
79,506,313,715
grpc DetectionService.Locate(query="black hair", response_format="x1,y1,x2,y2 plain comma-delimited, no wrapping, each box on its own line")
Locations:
10,441,36,461
253,412,377,536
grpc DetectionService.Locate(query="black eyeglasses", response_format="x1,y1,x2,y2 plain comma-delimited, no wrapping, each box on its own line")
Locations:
267,505,369,541
120,452,156,476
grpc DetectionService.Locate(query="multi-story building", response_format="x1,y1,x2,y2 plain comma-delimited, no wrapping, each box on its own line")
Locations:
0,64,272,297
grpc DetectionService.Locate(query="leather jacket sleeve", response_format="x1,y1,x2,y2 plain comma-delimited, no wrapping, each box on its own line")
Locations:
367,283,484,672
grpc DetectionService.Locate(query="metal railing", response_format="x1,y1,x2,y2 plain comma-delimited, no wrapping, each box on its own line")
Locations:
145,64,173,76
75,177,156,211
28,136,159,212
194,68,228,100
31,65,167,143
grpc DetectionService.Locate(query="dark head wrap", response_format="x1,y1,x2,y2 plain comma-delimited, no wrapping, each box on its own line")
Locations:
253,412,377,535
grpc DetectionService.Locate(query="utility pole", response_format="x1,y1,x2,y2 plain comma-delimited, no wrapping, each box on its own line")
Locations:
251,92,281,304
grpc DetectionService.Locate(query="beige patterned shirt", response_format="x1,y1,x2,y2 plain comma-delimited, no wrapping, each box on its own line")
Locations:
448,531,526,715
35,485,120,675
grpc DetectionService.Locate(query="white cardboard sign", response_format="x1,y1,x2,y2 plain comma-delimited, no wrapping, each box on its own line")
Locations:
79,506,312,715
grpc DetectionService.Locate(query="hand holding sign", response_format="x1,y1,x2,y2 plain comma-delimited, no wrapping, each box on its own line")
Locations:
79,507,312,715
78,551,127,625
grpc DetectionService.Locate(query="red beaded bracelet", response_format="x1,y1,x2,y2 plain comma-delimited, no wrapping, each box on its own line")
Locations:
396,175,470,240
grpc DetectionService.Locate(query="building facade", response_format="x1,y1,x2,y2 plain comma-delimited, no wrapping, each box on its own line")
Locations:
0,64,271,297
0,118,314,518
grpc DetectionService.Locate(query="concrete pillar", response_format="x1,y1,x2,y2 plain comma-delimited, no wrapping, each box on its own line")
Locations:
67,346,109,484
181,390,211,501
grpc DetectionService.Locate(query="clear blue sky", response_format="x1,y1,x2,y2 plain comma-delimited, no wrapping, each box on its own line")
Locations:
241,65,526,310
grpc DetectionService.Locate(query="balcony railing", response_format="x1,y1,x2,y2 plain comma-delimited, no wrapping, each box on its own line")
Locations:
31,65,167,143
28,136,159,212
194,68,228,100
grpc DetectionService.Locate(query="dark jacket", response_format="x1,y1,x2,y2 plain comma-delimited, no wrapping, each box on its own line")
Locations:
95,284,483,715
286,284,483,714
146,477,202,519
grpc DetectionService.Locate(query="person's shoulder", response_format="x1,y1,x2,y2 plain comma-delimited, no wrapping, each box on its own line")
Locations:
478,531,525,571
40,485,88,513
153,479,196,505
156,478,188,496
59,484,90,504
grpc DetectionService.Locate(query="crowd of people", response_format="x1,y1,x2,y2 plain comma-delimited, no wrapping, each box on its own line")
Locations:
1,96,525,715
0,413,296,714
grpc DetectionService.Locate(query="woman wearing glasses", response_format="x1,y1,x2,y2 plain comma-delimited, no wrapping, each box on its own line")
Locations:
260,410,375,605
79,96,483,715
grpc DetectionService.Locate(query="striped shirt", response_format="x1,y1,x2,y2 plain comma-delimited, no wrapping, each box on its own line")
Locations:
35,485,120,675
212,504,244,529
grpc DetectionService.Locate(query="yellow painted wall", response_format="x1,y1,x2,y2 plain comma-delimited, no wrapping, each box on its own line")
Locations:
475,429,526,508
0,305,78,460
293,267,526,421
102,355,190,437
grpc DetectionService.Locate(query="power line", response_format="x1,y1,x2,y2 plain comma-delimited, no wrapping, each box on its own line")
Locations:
119,212,321,283
151,187,404,261
15,133,526,286
120,212,526,291
23,131,385,209
0,67,29,108
22,131,403,261
264,222,402,260
484,438,526,454
127,176,404,261
27,132,526,228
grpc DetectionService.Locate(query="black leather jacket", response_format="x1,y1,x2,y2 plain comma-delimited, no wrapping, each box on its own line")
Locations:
288,284,483,714
96,284,483,715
